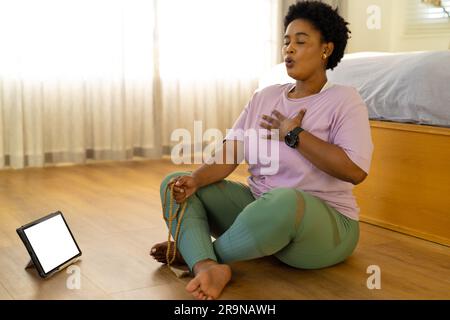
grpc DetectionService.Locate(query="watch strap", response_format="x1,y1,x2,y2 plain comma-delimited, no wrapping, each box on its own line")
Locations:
291,127,304,136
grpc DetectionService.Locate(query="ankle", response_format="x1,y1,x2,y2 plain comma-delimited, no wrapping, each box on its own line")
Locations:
193,259,218,275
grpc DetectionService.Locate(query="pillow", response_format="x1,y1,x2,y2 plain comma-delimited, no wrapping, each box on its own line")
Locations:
326,51,450,127
258,51,450,127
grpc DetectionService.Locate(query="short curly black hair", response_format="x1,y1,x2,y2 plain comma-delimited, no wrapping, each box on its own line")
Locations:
284,1,350,70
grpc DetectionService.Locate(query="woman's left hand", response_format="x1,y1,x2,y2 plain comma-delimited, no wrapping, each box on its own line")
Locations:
260,109,306,140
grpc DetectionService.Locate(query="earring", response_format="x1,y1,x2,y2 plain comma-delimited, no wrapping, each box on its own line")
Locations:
322,53,327,60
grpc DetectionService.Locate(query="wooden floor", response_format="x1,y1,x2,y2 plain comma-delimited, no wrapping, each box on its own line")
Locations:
0,159,449,300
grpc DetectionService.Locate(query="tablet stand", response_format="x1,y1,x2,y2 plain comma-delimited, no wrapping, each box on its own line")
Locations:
25,259,35,270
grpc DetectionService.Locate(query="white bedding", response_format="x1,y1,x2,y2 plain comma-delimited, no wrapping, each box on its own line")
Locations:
258,51,450,127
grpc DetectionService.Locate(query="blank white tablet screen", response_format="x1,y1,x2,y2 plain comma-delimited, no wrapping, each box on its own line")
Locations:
23,214,79,273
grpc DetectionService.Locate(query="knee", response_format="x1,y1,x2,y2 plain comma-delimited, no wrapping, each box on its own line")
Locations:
264,188,300,207
237,188,305,256
160,171,190,194
262,188,305,225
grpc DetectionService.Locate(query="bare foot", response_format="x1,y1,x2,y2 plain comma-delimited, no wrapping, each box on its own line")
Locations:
185,260,232,300
150,241,186,265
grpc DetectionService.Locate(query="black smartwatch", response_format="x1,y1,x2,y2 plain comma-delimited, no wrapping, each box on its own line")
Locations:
285,127,304,149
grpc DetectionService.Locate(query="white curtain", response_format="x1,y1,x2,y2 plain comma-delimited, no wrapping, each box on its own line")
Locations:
0,0,282,169
158,0,282,149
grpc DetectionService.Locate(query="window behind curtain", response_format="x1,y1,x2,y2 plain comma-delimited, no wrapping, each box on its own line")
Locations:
405,0,450,35
0,0,280,82
0,0,156,81
158,0,280,81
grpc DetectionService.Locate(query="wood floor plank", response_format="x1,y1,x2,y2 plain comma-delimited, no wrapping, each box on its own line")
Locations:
0,246,109,300
0,282,12,300
111,282,193,300
78,232,178,294
0,159,449,300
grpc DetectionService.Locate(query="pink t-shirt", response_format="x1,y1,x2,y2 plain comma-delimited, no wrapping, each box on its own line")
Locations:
224,83,374,220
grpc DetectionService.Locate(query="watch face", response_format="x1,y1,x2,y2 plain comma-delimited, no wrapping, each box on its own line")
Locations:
285,133,296,147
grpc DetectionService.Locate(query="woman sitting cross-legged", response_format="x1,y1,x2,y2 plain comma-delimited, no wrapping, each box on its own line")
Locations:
150,1,373,300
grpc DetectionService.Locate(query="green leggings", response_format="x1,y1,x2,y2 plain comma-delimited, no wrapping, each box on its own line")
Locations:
160,171,359,272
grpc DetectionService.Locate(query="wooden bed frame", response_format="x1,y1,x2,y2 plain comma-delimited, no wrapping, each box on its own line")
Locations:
354,120,450,247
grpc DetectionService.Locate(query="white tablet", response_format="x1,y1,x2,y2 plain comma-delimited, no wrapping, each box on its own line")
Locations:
16,211,82,278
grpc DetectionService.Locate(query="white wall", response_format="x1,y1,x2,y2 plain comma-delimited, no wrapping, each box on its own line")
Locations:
282,0,450,52
343,0,450,52
343,0,394,52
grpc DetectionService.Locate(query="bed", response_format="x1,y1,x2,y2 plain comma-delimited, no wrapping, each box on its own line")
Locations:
258,51,450,246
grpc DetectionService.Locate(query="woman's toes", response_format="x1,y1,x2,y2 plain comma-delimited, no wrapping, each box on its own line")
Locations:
186,277,201,293
185,263,231,300
150,241,186,265
150,244,162,255
192,289,203,300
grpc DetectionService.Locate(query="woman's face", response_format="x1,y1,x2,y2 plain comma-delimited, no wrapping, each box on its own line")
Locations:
282,19,332,81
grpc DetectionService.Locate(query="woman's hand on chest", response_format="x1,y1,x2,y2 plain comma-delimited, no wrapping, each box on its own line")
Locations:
259,109,306,140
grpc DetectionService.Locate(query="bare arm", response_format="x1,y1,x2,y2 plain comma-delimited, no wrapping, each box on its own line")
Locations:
263,109,368,185
296,131,367,185
191,139,244,188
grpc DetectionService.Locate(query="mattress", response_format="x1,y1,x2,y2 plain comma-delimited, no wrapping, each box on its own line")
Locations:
258,51,450,128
